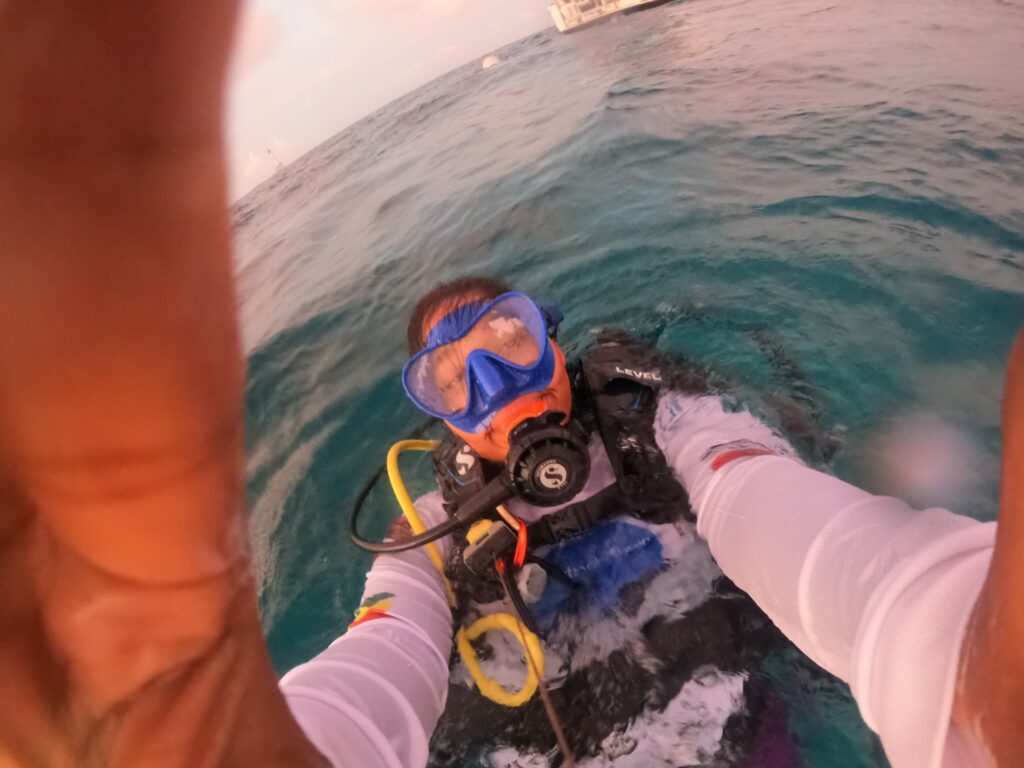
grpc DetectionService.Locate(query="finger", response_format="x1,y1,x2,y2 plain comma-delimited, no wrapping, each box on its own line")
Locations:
954,330,1024,765
0,0,245,585
999,331,1023,545
1,0,240,150
0,479,75,767
987,330,1024,644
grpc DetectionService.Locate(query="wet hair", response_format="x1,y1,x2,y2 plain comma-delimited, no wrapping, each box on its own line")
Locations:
407,276,513,354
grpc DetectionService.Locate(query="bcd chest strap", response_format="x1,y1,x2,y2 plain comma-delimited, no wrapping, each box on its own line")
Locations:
527,483,625,547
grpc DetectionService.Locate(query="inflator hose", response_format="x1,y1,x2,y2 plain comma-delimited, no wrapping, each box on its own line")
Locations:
350,467,514,554
350,507,467,554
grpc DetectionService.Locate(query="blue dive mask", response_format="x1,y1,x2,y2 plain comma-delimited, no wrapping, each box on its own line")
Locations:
403,292,561,433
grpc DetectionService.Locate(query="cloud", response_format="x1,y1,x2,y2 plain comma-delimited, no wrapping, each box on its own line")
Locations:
420,0,468,15
233,5,285,78
309,0,381,22
394,59,427,84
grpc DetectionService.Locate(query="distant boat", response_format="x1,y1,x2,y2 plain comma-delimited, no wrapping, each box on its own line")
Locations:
549,0,673,32
481,55,501,70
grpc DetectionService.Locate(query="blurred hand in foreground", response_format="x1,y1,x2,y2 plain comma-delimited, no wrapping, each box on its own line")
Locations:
956,334,1024,767
0,1,322,765
0,1,1020,767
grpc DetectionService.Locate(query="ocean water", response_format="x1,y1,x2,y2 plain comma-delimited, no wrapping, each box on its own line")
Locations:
233,0,1024,765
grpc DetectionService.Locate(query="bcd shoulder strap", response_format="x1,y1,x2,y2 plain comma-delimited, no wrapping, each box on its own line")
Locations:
432,432,493,515
577,330,694,523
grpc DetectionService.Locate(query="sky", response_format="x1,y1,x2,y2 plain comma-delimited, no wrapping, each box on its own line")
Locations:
229,0,553,199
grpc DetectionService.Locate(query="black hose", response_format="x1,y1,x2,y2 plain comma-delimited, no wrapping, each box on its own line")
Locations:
348,416,517,554
351,511,470,554
525,553,579,589
347,417,447,554
497,557,544,638
348,463,386,543
348,455,470,554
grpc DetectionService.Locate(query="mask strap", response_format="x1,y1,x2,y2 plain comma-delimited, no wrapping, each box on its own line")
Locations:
425,299,488,347
540,303,564,340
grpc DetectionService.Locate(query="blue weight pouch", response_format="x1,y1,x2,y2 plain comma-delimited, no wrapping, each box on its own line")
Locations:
532,520,663,630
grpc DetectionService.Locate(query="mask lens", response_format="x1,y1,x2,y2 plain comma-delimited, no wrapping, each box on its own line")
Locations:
471,306,542,367
403,293,548,421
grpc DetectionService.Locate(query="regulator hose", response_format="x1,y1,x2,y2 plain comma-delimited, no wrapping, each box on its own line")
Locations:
348,438,545,708
349,457,514,555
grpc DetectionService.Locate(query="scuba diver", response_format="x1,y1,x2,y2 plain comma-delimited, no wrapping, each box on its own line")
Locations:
394,276,803,766
281,276,1001,768
288,277,811,765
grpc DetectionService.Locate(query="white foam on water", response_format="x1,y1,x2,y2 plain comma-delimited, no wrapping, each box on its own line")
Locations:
536,520,722,671
450,435,743,762
583,667,747,767
486,667,746,767
249,424,334,601
488,747,551,768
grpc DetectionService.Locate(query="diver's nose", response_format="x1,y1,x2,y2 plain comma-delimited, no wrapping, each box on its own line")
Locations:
470,355,514,400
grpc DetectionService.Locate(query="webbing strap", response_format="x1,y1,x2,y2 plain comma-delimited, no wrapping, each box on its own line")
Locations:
527,483,626,547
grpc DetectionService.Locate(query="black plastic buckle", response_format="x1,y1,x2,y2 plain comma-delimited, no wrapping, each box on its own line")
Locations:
543,505,590,541
464,520,517,576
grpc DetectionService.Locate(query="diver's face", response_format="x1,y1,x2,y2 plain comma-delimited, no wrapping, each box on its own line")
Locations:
447,342,573,461
423,296,573,462
431,311,542,413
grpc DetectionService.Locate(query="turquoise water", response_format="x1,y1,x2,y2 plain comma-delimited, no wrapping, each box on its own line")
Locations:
233,0,1023,764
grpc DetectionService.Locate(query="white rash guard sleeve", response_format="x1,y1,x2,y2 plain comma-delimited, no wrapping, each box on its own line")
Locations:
280,492,454,768
654,392,996,768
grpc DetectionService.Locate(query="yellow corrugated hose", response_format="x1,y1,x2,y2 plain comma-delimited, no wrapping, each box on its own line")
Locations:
386,440,544,707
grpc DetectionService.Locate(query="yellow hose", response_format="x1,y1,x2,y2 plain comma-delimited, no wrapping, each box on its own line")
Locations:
386,440,446,577
386,440,543,707
457,614,544,707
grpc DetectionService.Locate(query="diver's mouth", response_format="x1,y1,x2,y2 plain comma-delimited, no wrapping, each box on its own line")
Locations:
482,390,557,440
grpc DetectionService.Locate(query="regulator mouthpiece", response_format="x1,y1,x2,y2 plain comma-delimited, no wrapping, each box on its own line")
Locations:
505,412,590,507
